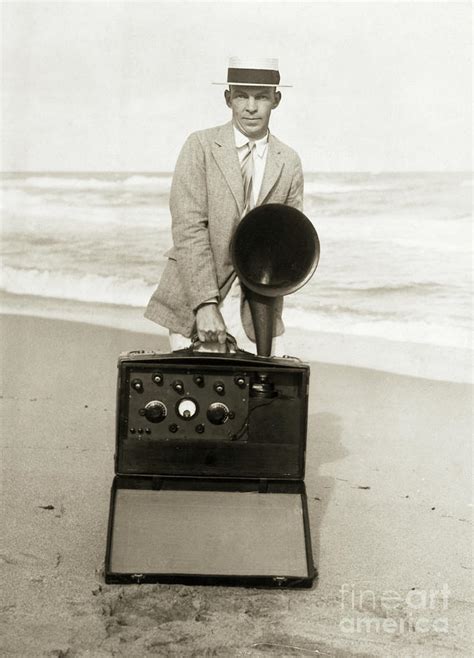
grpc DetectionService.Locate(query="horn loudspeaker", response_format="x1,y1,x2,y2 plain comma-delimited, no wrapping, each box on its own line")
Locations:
231,203,320,356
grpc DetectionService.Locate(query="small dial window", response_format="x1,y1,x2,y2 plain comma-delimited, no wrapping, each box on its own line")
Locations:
176,398,198,420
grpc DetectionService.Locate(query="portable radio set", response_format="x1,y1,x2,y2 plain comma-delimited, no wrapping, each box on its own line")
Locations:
104,204,321,588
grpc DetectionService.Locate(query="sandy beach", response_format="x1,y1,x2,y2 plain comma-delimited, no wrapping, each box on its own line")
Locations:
1,312,472,657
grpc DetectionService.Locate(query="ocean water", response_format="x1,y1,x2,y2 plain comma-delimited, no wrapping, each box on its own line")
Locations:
1,171,472,351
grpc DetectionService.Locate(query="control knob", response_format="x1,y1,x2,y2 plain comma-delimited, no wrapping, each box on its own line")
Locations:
207,402,230,425
143,400,167,423
131,378,144,393
172,380,184,394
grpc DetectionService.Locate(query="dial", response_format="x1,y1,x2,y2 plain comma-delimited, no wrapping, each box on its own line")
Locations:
143,400,167,423
207,402,230,425
176,398,198,420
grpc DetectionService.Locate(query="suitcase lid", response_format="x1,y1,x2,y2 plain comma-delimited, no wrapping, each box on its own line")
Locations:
115,348,310,480
105,476,316,587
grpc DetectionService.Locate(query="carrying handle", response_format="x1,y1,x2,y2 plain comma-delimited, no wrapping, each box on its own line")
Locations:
190,332,238,353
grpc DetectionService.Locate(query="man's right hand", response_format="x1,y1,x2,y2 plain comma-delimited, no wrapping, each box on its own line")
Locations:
195,304,227,344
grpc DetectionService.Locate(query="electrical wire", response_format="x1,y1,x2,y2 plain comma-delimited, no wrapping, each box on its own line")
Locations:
230,395,279,441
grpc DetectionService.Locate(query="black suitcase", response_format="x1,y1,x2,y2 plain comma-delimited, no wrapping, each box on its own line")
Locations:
105,346,316,588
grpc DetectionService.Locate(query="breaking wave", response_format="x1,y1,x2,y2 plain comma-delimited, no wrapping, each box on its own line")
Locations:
1,266,154,307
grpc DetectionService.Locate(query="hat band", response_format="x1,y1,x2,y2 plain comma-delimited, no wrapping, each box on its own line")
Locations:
227,67,280,85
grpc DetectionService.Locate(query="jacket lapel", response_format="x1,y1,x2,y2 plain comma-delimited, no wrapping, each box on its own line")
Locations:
211,124,285,212
212,122,244,215
257,135,284,205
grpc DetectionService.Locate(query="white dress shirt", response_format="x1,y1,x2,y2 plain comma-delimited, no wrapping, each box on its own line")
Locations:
233,125,269,206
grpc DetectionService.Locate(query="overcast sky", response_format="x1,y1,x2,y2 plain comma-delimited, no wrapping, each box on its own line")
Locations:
2,1,472,172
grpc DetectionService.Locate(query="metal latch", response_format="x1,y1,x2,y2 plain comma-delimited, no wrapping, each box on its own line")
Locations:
131,573,144,583
273,576,287,586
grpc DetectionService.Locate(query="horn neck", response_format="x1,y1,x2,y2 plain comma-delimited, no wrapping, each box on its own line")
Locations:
246,290,276,358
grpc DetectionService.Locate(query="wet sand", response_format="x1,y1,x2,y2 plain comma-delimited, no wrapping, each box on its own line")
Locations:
1,314,472,656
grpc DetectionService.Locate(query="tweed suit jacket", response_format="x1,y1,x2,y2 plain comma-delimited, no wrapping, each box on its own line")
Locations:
144,121,304,340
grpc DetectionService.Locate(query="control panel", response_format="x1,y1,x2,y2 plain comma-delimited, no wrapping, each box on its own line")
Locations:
125,369,250,441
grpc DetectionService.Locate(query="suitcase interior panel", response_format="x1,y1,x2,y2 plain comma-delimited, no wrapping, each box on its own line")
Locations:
109,489,308,577
116,358,309,480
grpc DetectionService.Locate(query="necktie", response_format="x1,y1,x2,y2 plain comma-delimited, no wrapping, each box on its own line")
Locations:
241,141,255,217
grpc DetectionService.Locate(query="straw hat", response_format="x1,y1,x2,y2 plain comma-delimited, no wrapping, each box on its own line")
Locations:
213,57,292,88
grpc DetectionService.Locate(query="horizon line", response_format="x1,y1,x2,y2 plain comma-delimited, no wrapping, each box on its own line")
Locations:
1,169,472,176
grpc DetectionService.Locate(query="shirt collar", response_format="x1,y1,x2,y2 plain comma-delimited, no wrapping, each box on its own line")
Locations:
233,124,269,158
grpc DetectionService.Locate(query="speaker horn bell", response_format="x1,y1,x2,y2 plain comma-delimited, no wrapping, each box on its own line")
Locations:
231,203,320,356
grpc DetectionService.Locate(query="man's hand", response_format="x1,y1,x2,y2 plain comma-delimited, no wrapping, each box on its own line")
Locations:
195,304,227,344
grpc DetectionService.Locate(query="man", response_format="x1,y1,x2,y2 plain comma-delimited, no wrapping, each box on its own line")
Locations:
145,57,303,353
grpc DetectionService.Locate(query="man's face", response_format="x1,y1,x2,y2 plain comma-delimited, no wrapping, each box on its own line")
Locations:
225,85,281,140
